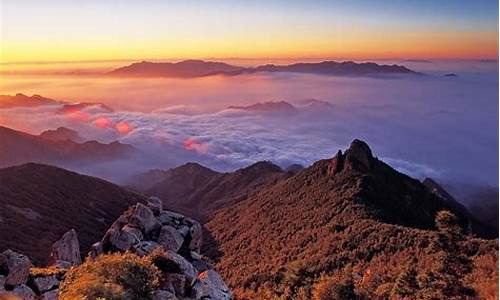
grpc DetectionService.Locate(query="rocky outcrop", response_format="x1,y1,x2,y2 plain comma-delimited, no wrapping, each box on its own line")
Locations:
90,199,232,299
48,229,81,266
0,229,77,299
0,198,231,299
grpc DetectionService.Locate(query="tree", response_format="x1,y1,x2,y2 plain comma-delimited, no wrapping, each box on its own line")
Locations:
391,258,418,298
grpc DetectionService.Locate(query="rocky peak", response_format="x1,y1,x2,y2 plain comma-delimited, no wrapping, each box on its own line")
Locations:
328,139,374,175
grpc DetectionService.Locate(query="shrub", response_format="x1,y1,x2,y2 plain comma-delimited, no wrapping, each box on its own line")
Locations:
312,272,360,300
59,252,160,300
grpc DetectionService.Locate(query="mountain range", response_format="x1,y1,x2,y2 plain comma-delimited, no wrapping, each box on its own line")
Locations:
109,59,420,78
0,139,497,299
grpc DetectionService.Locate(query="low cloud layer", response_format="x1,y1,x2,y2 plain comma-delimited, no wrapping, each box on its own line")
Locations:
0,63,498,190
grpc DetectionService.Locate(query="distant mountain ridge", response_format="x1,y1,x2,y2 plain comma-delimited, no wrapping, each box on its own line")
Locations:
0,125,136,168
109,59,421,78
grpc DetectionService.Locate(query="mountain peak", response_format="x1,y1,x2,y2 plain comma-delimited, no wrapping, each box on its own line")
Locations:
328,139,374,175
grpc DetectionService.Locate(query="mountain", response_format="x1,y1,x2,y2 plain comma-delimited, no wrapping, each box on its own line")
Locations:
39,127,84,143
0,93,60,108
108,59,243,78
0,163,146,265
467,188,499,232
128,161,287,222
109,60,420,78
204,140,497,299
0,125,136,168
228,101,298,114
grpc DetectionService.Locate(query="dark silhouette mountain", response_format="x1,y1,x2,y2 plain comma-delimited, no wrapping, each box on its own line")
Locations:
39,127,84,143
0,125,136,168
109,59,243,78
109,60,420,78
0,93,61,108
128,161,287,222
228,101,298,114
56,102,113,114
0,163,146,265
466,188,499,233
284,163,304,174
204,140,497,299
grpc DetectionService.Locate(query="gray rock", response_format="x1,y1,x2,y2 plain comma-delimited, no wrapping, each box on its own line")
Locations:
161,251,197,285
88,242,103,259
187,219,203,253
107,225,142,251
157,225,184,253
192,270,232,300
191,259,213,273
11,284,37,300
153,289,178,300
165,273,186,297
133,241,160,256
158,211,185,226
147,197,163,216
40,289,59,300
0,275,5,290
0,249,33,286
53,260,72,270
128,203,161,235
49,229,81,266
33,275,59,293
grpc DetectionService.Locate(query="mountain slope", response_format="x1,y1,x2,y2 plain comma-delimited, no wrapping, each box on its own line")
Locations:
129,161,287,222
204,140,497,299
0,93,60,108
0,125,135,168
0,163,146,265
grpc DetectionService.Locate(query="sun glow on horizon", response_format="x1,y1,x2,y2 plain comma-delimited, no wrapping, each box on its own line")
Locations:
0,0,498,64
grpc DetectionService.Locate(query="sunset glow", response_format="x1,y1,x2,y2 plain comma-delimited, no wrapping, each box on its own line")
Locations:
1,0,498,64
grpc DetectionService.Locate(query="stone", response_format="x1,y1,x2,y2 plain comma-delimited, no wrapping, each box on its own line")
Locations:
88,242,103,259
11,284,37,300
128,203,161,235
0,275,5,290
191,259,213,273
344,139,373,172
147,197,163,216
192,270,232,300
0,249,33,286
327,150,344,175
53,260,72,270
133,241,160,256
40,289,59,300
187,219,203,253
33,275,59,293
107,225,142,251
49,229,81,266
165,273,186,297
157,226,184,253
158,211,185,226
157,251,197,285
153,289,178,300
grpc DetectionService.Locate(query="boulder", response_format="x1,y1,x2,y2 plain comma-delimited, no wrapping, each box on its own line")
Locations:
33,275,59,293
147,197,163,216
133,241,160,256
158,211,185,226
40,289,59,300
49,229,81,266
0,249,33,286
187,220,203,253
157,251,197,285
11,284,37,300
0,275,5,290
88,242,103,259
165,273,186,297
128,203,161,235
158,226,184,252
107,225,142,251
191,259,213,273
192,270,232,300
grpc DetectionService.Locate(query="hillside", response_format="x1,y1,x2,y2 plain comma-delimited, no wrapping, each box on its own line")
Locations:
0,93,60,108
204,140,498,299
0,163,146,265
0,125,136,168
129,161,287,222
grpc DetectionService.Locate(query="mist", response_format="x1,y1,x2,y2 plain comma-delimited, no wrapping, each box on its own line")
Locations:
0,60,498,202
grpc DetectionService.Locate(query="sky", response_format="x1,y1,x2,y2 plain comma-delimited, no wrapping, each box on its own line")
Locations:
0,0,498,63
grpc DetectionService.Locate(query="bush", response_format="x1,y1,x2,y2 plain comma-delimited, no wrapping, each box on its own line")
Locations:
59,252,160,300
312,272,360,300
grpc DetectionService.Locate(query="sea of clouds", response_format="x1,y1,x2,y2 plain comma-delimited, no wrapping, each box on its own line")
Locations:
0,61,498,196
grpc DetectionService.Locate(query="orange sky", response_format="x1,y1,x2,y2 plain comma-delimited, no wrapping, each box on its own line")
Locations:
0,1,498,63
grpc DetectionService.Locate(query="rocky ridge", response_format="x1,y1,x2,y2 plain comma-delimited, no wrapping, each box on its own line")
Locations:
0,197,231,299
